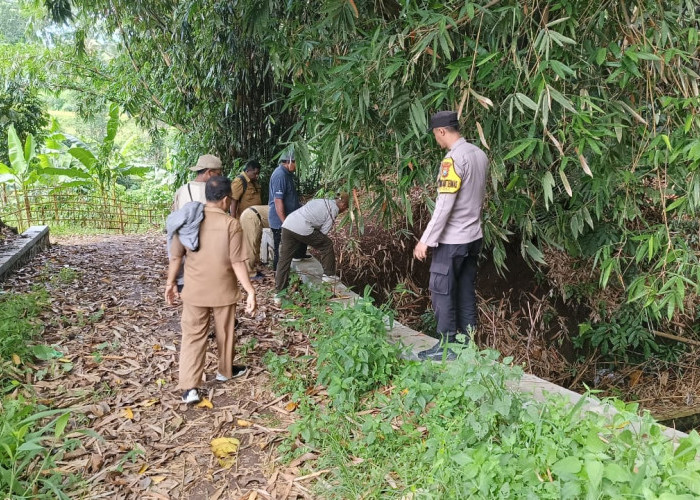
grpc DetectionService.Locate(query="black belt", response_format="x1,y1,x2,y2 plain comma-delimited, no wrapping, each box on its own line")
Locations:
250,207,262,222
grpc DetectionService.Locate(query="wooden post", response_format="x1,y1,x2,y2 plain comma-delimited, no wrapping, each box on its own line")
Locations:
23,189,32,227
117,194,125,234
13,185,24,231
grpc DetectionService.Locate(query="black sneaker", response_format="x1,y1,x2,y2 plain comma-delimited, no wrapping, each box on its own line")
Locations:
417,342,457,361
216,365,248,382
181,388,201,404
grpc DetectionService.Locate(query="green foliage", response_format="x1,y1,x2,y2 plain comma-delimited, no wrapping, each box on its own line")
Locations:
0,289,48,362
266,284,700,498
0,82,48,166
0,397,81,499
316,296,404,409
33,0,698,327
575,304,683,363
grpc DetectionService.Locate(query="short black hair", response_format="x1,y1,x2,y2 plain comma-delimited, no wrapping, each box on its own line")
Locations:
443,125,460,133
244,159,261,172
205,175,232,202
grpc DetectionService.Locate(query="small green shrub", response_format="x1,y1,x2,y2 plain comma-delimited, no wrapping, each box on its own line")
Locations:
266,283,700,498
575,304,683,362
0,289,48,361
0,397,82,499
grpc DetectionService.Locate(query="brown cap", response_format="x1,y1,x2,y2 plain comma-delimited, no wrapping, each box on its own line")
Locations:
428,111,459,131
190,154,222,172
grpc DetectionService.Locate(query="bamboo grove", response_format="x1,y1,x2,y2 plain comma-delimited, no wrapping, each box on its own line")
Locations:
25,0,700,332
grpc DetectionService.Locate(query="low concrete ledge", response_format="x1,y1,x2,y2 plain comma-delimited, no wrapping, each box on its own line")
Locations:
0,226,50,283
288,254,689,446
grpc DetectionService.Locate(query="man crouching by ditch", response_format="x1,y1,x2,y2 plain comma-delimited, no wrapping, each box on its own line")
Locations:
165,176,257,404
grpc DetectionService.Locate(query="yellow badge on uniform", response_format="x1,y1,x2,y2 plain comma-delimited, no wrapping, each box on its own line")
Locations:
437,157,461,194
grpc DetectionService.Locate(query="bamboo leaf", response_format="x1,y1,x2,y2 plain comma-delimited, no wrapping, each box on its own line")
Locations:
559,168,572,197
576,148,593,177
542,171,555,210
503,139,535,161
515,92,538,112
475,122,489,150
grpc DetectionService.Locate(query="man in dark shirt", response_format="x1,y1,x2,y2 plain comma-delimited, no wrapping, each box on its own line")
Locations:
268,149,306,270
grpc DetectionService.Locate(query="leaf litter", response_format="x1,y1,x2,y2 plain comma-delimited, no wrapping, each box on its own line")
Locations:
4,232,314,499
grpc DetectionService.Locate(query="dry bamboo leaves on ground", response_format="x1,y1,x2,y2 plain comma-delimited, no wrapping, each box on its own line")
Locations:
3,233,308,499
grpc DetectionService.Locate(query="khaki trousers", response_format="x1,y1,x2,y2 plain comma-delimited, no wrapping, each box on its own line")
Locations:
179,302,236,390
240,205,270,275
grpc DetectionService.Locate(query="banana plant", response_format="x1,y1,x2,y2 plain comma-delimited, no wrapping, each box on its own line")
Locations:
64,102,149,195
0,124,39,225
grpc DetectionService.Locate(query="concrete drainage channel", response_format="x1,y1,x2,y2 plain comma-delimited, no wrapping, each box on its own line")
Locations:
261,229,690,448
0,226,50,283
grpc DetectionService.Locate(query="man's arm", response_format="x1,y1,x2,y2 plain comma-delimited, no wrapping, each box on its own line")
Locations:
232,262,257,314
165,254,182,304
274,198,286,223
230,178,243,218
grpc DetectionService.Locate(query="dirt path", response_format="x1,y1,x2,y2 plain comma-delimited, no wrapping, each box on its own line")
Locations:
6,232,310,499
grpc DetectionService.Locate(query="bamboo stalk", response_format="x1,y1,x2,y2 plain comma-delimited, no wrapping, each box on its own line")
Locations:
653,330,700,347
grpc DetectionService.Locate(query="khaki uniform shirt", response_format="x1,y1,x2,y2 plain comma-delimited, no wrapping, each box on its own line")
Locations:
172,181,206,211
231,172,262,217
420,137,488,247
170,207,247,307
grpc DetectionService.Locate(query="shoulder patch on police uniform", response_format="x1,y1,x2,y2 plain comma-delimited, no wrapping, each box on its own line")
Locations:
437,157,461,194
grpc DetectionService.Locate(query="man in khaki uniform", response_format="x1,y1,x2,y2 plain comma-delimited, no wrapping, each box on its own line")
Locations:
230,160,262,218
165,176,257,404
172,154,223,211
171,154,223,292
239,205,270,280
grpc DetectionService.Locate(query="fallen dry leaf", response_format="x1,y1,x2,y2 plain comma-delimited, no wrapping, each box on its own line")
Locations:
210,437,240,469
11,354,21,365
236,419,253,427
284,401,298,412
196,398,214,409
122,407,134,419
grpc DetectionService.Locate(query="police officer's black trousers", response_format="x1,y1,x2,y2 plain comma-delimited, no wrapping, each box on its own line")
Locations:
429,239,482,340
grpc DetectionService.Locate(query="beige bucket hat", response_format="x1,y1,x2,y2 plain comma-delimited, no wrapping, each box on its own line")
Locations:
190,154,222,172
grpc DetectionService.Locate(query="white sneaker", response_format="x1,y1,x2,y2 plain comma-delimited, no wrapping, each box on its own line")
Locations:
181,388,201,404
216,365,248,382
322,274,340,284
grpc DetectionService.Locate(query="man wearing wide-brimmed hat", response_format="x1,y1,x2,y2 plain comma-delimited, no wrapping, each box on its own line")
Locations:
171,154,224,293
172,154,224,211
413,110,489,361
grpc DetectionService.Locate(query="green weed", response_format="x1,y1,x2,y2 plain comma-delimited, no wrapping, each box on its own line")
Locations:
0,396,84,498
0,290,48,362
266,283,700,498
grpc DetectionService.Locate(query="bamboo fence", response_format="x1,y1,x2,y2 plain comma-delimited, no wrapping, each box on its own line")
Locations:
0,185,169,233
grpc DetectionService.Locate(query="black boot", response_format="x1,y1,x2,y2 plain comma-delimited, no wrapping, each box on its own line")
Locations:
417,331,458,361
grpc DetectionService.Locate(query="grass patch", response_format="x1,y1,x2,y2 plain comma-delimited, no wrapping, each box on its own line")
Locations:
266,285,700,498
0,288,48,363
0,288,90,498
